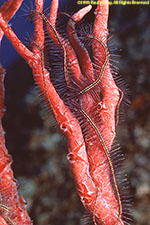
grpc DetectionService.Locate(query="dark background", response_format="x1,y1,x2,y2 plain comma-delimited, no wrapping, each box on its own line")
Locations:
0,0,150,224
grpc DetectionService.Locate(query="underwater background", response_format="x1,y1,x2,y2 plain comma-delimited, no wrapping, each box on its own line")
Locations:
0,0,149,224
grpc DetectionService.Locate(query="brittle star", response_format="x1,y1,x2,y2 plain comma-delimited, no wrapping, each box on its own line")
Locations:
0,0,132,224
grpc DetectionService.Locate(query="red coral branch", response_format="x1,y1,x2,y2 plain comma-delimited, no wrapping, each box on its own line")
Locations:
0,0,23,41
0,1,33,224
65,2,123,224
0,65,32,224
0,0,132,224
0,0,23,22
